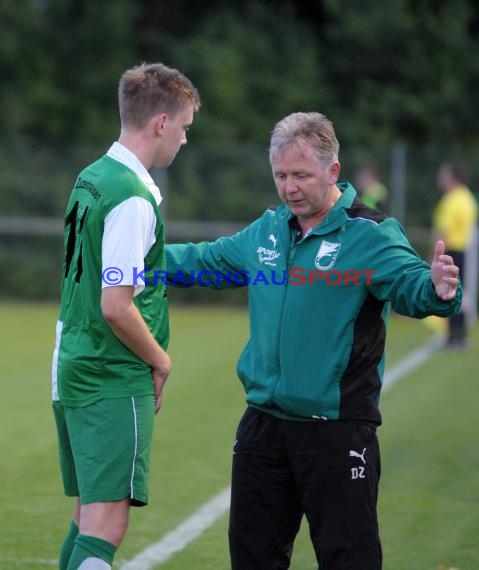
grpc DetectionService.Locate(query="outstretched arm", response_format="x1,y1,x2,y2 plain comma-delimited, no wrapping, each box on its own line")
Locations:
431,240,460,301
166,232,248,289
366,218,461,318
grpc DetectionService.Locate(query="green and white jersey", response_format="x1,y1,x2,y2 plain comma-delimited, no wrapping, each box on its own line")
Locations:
52,142,169,407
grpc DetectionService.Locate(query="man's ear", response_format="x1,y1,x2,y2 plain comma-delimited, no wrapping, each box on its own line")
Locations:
153,113,168,137
329,161,341,184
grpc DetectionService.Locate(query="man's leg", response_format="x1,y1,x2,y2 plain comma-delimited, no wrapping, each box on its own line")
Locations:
229,408,303,570
59,500,80,570
66,499,129,569
446,250,467,346
53,402,82,570
289,420,382,570
64,396,154,569
449,311,466,343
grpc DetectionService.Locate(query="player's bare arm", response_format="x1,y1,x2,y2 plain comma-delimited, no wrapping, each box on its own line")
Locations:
101,285,171,411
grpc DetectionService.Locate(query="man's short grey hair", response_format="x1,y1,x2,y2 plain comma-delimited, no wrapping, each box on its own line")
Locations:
269,112,339,164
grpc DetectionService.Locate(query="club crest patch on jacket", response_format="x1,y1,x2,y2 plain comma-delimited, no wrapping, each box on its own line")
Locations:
314,240,341,270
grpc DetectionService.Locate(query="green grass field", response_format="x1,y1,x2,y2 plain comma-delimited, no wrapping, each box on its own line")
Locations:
0,303,478,570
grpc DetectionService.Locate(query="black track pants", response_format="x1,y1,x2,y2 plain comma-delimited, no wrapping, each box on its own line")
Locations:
228,407,382,570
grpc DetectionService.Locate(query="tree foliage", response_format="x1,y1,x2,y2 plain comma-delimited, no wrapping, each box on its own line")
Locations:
0,0,138,143
1,0,479,299
2,0,477,150
321,0,479,151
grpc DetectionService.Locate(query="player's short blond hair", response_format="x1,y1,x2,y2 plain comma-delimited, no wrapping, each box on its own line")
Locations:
269,112,339,165
119,62,201,129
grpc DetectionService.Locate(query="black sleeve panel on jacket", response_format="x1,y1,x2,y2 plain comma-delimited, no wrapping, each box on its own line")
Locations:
339,293,386,425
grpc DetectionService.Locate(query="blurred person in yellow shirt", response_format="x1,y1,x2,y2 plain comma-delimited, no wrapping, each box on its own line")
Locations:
433,161,477,348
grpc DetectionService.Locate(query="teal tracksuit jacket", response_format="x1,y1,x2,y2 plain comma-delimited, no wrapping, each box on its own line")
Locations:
166,183,461,424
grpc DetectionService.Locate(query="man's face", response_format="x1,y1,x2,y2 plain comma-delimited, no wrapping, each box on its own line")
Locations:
271,144,339,220
155,104,195,167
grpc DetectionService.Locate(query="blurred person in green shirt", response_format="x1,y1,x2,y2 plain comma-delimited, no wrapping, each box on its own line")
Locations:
356,166,388,212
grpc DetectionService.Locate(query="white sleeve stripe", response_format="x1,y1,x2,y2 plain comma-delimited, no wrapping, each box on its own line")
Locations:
102,197,157,294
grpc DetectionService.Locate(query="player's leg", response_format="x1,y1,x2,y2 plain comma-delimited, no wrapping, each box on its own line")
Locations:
66,500,128,569
53,402,81,569
59,500,81,569
228,408,303,570
446,250,467,347
289,420,382,570
65,395,155,569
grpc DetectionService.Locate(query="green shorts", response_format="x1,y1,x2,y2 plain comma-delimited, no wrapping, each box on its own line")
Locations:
53,395,155,506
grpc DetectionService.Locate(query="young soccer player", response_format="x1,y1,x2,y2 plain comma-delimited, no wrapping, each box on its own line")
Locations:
52,63,200,570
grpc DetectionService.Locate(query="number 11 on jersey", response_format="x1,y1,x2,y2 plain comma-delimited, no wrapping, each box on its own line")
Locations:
64,200,89,283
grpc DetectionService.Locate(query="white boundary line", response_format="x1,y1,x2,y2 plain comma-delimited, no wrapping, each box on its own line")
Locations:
382,335,442,393
119,487,231,570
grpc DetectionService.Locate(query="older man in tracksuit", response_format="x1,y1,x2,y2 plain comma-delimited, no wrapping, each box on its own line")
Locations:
165,112,461,570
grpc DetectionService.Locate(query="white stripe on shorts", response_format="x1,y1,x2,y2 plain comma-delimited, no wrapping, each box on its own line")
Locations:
51,320,63,401
129,397,139,502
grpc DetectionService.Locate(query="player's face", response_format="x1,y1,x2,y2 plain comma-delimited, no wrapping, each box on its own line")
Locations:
155,104,195,167
271,144,340,222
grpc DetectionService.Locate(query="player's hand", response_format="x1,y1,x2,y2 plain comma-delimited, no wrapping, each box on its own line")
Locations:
431,240,459,300
152,353,172,413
